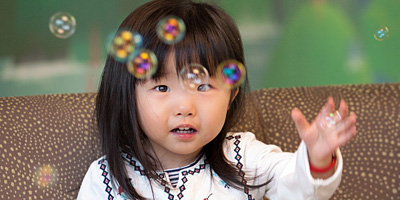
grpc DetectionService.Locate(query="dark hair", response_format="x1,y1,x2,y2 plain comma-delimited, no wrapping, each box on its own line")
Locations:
95,0,266,199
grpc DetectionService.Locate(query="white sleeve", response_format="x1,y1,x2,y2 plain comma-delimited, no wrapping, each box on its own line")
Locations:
267,141,342,200
225,132,342,200
77,158,119,200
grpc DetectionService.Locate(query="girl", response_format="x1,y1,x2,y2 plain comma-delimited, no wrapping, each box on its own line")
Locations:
78,0,357,199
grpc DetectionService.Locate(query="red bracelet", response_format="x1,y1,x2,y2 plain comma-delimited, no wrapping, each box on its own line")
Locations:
309,155,337,173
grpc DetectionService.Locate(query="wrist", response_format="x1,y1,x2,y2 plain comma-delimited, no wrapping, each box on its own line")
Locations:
309,154,336,173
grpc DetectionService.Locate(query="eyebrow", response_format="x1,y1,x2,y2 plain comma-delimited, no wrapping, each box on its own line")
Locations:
145,70,175,84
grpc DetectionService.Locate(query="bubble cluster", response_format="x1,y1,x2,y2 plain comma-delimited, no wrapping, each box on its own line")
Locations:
35,164,57,188
127,49,158,79
109,30,143,62
216,60,246,89
48,12,76,39
319,111,342,130
179,64,210,92
374,26,389,41
157,16,186,44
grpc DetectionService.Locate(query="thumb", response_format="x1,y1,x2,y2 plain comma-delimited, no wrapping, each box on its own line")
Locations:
291,107,310,138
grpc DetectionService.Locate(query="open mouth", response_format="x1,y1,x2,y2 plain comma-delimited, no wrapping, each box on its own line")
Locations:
171,127,197,134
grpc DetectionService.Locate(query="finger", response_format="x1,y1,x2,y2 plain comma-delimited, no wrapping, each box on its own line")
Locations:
338,99,349,119
327,96,335,110
337,121,357,146
291,107,310,136
316,96,335,119
336,111,356,137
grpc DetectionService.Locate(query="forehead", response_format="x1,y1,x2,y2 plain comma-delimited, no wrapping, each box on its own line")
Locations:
165,53,177,73
139,53,177,84
159,52,179,80
137,47,219,86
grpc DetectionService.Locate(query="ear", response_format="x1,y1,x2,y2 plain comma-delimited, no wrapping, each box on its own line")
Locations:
232,88,239,101
228,88,239,109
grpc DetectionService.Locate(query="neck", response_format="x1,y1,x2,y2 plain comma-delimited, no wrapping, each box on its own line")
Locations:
145,141,202,170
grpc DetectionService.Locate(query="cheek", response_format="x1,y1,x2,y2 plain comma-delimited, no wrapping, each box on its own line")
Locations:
136,91,164,117
202,99,230,132
136,96,160,133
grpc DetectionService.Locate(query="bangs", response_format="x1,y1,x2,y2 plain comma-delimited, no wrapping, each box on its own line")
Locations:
131,1,244,83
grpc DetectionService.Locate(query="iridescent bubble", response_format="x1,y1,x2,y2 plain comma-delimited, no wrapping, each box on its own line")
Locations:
127,49,158,79
49,12,76,39
34,164,58,188
216,60,246,89
156,16,186,44
319,111,342,130
374,26,389,41
109,30,143,62
179,64,210,92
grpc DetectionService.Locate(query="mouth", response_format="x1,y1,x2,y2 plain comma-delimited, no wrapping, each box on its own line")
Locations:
171,127,197,134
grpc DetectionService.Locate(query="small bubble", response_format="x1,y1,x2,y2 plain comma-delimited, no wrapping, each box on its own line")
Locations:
49,12,76,39
319,111,342,130
109,30,143,62
179,64,210,92
216,60,246,89
127,49,157,79
157,16,186,44
374,26,389,41
35,164,57,188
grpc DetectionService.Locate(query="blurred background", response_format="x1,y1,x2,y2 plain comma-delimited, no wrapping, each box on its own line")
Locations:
0,0,399,97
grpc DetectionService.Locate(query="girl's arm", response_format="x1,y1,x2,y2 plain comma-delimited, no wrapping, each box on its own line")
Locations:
291,97,357,179
224,132,343,200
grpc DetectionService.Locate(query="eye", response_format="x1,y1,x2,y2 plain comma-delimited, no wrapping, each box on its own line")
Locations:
155,85,170,92
198,84,212,92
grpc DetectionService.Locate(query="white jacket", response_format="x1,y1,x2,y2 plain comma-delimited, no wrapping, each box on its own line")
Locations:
78,132,342,200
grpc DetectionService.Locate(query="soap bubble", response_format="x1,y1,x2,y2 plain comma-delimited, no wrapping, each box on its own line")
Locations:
374,26,389,41
216,60,246,89
109,30,143,62
156,16,186,44
319,111,342,130
179,64,210,92
49,12,76,39
35,164,58,188
127,49,158,79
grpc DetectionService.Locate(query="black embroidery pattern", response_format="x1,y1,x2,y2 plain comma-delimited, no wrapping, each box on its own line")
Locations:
176,159,209,199
123,154,147,176
226,135,255,200
158,173,174,200
123,154,175,200
98,159,114,200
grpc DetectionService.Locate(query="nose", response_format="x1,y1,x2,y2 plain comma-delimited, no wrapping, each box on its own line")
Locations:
174,93,196,117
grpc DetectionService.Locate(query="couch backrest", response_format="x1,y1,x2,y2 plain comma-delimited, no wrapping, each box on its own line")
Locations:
231,83,400,200
1,83,399,199
0,93,101,199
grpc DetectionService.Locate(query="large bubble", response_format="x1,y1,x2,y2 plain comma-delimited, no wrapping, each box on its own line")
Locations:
216,60,246,89
109,30,143,62
127,49,158,79
179,64,210,92
156,16,186,45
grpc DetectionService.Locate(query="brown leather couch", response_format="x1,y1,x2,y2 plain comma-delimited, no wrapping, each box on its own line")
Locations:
1,83,399,199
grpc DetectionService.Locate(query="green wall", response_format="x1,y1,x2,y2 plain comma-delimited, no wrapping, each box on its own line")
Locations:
0,0,399,97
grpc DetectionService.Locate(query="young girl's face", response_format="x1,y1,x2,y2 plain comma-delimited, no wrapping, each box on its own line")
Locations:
135,54,234,164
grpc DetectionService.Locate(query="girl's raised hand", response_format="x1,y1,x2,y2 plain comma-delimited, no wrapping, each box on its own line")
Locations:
291,97,357,168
